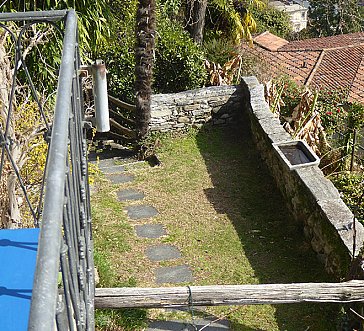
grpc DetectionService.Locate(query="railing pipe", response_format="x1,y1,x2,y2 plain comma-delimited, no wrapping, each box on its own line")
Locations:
92,60,110,132
0,10,67,22
28,9,77,331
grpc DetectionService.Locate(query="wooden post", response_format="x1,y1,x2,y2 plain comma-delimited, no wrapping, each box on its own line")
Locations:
95,281,364,309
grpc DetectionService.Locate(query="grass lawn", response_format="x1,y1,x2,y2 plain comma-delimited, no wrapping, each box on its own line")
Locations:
91,123,341,330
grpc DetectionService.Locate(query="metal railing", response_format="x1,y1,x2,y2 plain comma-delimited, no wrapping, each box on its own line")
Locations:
0,10,94,330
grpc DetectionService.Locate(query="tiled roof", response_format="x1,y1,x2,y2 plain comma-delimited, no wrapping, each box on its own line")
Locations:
254,31,289,51
247,31,364,103
279,32,364,51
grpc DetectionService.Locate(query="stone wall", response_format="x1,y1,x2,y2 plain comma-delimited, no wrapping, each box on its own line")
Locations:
150,85,243,131
149,78,364,278
241,76,364,278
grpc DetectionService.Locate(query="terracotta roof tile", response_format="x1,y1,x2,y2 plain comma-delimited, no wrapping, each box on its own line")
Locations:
247,32,364,104
278,32,364,51
310,47,364,94
349,56,364,103
253,31,289,51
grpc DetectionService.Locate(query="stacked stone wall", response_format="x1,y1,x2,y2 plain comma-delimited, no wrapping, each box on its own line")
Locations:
150,85,243,131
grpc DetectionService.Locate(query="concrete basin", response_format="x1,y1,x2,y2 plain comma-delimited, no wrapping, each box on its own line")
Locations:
273,140,320,170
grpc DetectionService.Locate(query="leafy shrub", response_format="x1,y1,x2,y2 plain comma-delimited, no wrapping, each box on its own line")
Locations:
251,5,292,38
329,173,364,222
275,76,305,118
98,24,136,103
203,37,237,65
154,18,207,93
98,2,206,102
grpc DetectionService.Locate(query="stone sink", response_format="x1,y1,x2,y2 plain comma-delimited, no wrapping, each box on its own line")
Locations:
272,140,320,170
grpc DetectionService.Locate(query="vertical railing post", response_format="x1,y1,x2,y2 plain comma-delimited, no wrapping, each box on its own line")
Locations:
92,59,110,132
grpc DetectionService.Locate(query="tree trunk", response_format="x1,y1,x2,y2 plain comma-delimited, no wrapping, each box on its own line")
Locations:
135,0,156,140
186,0,208,45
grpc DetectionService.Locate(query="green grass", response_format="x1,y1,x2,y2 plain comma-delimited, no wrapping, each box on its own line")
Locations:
91,124,341,330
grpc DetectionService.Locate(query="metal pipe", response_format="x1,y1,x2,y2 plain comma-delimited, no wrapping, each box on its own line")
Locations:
28,9,78,331
350,129,357,172
0,10,67,22
92,60,110,132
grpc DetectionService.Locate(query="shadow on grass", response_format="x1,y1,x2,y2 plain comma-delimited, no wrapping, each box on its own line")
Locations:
196,121,341,330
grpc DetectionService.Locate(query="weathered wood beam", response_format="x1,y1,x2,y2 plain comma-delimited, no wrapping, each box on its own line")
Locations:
109,108,135,127
109,118,136,139
108,95,136,112
94,281,364,309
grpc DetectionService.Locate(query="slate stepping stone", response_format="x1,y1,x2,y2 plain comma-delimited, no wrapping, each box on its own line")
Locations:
147,318,230,331
117,189,144,201
146,245,181,261
126,205,158,220
135,224,166,238
101,165,125,174
108,173,134,184
155,265,193,284
93,158,115,168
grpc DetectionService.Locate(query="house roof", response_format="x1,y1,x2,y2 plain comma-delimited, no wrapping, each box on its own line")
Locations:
246,31,364,103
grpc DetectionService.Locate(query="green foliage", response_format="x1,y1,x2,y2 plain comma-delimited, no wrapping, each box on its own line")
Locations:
348,102,364,130
308,0,363,37
2,0,110,56
98,15,137,103
95,308,147,330
329,172,364,222
251,4,292,38
275,77,305,118
99,2,206,100
314,88,349,134
203,37,237,65
1,0,110,94
154,18,206,93
158,0,183,20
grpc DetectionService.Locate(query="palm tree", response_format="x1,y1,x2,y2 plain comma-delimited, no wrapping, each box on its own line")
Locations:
135,0,156,139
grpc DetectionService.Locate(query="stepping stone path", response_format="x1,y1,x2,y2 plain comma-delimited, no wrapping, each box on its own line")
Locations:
146,244,182,261
135,224,167,239
126,205,159,220
147,318,230,331
117,189,145,201
155,265,193,284
108,173,135,184
95,151,230,330
101,165,125,174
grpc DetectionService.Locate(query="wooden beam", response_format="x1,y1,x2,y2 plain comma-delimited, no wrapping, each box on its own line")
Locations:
109,108,135,127
108,95,136,112
109,118,136,139
95,281,364,309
